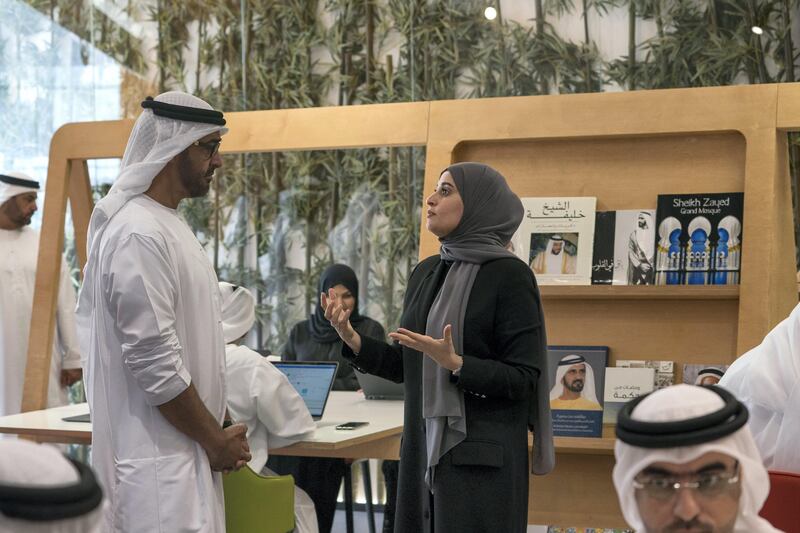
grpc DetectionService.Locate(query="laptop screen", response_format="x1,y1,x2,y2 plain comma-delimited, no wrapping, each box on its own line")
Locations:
273,361,338,418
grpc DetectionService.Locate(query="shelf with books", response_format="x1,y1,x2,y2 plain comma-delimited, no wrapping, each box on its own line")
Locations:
539,285,739,300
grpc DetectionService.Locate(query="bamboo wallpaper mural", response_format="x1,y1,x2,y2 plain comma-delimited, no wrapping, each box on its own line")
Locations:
14,0,800,352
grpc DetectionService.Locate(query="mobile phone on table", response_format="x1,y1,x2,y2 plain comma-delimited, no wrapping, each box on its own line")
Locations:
335,421,369,430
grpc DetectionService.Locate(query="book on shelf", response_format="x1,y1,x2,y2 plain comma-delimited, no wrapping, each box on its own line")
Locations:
591,210,657,286
547,345,608,438
682,363,730,386
654,192,744,286
512,197,597,285
602,367,656,425
616,359,675,389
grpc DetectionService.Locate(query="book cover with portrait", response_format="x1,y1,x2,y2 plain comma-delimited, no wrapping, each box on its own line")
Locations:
654,193,744,285
602,367,656,425
682,364,730,386
512,197,597,285
591,210,657,285
547,345,608,438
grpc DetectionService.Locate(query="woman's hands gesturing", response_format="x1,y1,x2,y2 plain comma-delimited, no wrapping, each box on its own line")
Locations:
389,325,463,372
321,288,362,353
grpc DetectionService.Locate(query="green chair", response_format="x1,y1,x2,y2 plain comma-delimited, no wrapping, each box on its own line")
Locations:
223,466,295,533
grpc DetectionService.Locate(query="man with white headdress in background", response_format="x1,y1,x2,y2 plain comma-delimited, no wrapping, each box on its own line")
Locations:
549,354,601,411
0,440,105,532
219,282,319,533
720,303,800,473
695,366,726,386
628,211,655,285
76,92,251,532
530,234,577,275
0,172,82,417
613,384,780,532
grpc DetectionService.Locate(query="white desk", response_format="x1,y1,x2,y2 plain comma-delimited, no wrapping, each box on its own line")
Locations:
0,392,403,460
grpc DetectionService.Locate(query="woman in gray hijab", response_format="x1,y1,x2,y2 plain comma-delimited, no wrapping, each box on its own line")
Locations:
323,162,554,533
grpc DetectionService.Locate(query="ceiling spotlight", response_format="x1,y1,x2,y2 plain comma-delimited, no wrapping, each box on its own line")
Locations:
484,6,498,20
751,25,764,35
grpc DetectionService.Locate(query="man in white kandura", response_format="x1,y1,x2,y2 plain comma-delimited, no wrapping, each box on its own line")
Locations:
613,385,780,532
219,282,319,533
627,211,655,285
0,172,82,417
721,303,800,474
76,92,251,532
530,234,577,275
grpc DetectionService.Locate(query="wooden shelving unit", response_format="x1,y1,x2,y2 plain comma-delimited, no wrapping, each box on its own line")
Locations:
421,85,798,528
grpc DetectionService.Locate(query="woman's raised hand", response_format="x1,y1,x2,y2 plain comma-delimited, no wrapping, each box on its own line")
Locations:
388,325,463,372
321,288,362,353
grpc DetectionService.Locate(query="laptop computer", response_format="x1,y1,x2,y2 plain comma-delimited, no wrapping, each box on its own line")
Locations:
273,361,338,421
355,370,404,400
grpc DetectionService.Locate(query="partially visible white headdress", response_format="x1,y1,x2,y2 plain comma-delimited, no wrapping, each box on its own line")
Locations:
0,440,105,532
219,282,256,344
0,171,39,206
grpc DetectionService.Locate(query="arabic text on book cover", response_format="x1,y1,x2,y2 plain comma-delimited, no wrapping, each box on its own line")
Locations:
513,197,597,286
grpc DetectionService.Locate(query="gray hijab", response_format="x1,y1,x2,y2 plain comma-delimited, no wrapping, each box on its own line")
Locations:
422,162,525,488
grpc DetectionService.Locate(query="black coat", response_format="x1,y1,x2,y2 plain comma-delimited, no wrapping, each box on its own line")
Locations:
281,316,386,391
343,255,547,533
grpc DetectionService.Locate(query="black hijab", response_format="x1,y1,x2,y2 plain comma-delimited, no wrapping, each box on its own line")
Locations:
308,264,365,343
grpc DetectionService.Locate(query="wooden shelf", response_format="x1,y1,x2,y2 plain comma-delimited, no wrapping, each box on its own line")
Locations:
531,427,617,456
554,436,616,455
539,285,740,301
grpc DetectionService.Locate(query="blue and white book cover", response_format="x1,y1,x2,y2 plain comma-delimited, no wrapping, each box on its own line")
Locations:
547,346,609,438
654,193,743,285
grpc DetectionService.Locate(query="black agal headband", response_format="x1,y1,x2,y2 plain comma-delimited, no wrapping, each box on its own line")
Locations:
0,174,40,189
141,96,226,126
616,385,749,449
559,355,585,366
0,458,103,521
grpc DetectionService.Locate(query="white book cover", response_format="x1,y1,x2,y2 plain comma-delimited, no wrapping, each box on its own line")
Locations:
512,197,597,285
603,367,656,425
616,359,674,389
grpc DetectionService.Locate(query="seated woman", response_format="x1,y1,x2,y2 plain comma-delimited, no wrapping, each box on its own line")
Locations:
219,282,318,533
268,264,388,533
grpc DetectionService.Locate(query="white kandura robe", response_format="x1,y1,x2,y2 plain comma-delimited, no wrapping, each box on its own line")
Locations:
225,344,319,533
80,195,226,533
0,226,81,416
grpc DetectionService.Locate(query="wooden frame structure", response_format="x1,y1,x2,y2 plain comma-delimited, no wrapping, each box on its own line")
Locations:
24,84,799,527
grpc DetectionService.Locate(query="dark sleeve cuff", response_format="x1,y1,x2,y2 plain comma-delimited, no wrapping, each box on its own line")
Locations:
341,334,382,374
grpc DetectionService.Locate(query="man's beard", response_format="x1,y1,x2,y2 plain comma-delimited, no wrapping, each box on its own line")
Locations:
663,517,715,532
7,205,33,227
565,379,584,393
178,155,214,198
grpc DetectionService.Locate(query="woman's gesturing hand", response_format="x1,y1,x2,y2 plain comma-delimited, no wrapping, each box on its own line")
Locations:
388,325,463,372
321,288,362,353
